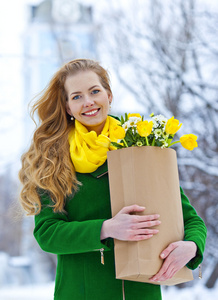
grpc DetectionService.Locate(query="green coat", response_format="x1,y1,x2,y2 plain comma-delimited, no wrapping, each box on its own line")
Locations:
34,162,207,300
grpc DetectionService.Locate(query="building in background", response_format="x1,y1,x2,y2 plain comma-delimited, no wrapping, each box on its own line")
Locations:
23,0,97,144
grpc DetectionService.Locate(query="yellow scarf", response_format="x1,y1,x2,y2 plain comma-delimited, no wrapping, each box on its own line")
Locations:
69,116,120,173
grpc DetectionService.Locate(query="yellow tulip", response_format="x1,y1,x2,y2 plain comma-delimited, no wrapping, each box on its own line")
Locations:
137,121,153,137
112,125,126,140
128,113,142,120
165,116,182,135
180,134,198,151
96,135,111,148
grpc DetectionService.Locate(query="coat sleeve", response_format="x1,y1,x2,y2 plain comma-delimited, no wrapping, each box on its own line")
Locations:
180,187,207,270
34,192,111,255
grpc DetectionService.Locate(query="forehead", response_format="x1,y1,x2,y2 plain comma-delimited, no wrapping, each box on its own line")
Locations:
64,70,102,94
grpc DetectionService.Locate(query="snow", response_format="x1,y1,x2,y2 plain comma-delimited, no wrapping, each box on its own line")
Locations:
162,284,218,299
0,282,217,300
9,256,31,268
0,283,54,300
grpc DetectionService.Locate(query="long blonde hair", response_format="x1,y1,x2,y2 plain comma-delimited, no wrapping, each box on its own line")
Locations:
19,59,112,215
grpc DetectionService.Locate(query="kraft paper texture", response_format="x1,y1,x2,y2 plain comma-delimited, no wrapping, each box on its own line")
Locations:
107,146,193,286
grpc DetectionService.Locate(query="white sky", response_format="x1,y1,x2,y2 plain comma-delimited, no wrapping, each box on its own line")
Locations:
0,0,42,173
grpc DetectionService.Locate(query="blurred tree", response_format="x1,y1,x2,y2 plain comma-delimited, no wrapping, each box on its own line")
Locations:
96,0,218,288
0,170,22,256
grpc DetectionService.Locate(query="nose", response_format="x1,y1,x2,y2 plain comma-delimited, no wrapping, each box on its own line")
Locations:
83,95,94,107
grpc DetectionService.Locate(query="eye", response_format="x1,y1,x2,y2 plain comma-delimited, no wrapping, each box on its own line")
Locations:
92,89,100,94
72,95,80,100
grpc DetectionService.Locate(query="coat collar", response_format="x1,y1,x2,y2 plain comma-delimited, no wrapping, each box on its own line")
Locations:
90,161,108,178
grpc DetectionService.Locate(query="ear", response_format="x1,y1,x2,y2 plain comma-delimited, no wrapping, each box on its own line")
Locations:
108,92,113,104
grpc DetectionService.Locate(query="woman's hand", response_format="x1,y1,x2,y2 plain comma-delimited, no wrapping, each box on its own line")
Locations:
149,241,197,282
101,205,161,241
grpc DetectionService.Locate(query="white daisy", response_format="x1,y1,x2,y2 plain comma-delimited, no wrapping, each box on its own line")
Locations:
128,117,141,126
160,141,168,148
154,129,162,139
152,114,168,127
122,121,131,132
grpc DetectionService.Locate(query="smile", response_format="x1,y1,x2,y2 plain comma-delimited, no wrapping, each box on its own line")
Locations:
82,108,100,116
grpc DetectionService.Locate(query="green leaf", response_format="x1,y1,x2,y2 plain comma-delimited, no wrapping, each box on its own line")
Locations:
147,134,154,144
125,113,128,122
121,115,124,125
125,129,134,142
156,140,163,147
111,142,124,149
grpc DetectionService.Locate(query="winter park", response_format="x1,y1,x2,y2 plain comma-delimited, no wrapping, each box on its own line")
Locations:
0,0,217,299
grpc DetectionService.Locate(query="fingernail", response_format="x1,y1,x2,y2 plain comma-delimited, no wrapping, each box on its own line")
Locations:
160,253,165,258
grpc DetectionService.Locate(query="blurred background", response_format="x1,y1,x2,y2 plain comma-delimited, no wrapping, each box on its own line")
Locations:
0,0,217,299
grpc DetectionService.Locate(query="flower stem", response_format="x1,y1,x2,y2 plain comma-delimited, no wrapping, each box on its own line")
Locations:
122,138,128,148
168,141,180,147
145,137,150,146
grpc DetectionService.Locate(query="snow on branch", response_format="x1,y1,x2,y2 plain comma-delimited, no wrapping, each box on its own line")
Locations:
178,158,218,177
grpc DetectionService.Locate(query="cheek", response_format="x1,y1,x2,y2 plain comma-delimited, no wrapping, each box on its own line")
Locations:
66,100,72,111
66,101,77,115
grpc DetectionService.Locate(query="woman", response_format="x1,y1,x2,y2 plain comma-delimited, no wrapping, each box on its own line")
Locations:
19,59,207,300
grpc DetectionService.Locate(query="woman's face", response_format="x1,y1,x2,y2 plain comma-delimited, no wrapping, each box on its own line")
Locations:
65,70,112,135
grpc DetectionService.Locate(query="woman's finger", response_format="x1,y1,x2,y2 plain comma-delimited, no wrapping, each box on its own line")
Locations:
129,234,154,241
150,257,171,282
132,220,161,229
120,205,145,214
134,228,159,235
160,242,178,259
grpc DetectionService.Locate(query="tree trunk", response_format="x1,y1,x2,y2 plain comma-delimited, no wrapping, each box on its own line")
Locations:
206,262,218,289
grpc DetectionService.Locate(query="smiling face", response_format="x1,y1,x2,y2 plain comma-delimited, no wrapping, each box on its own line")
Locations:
65,71,112,135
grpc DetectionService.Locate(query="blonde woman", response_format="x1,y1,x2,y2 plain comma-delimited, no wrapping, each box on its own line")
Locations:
19,59,207,300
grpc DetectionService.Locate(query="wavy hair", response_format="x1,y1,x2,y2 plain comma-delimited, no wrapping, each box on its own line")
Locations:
19,59,112,215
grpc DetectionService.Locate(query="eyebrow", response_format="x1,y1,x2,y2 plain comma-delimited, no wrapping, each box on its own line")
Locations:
70,85,100,96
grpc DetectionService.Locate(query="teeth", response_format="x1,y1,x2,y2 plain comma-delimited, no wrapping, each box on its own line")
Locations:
84,109,98,116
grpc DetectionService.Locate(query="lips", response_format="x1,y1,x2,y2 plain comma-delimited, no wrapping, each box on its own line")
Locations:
82,108,100,116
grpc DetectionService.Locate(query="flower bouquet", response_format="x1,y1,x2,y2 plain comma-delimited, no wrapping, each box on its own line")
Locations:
107,113,197,286
111,113,198,150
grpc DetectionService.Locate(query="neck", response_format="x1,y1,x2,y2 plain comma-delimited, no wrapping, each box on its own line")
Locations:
84,120,107,135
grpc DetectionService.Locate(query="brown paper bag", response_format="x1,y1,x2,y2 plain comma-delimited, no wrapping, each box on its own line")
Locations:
107,146,193,286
